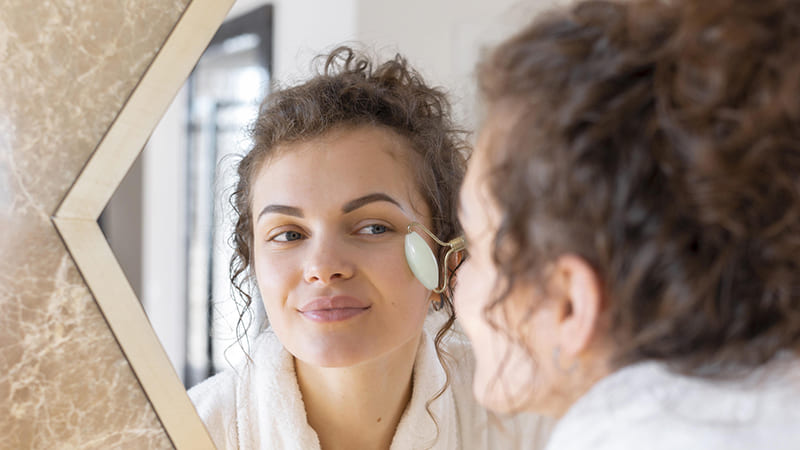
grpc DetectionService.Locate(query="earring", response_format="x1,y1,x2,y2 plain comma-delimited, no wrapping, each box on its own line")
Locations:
404,222,465,293
552,347,578,374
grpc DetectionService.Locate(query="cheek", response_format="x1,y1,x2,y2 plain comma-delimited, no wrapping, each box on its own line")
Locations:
253,248,300,307
455,260,545,412
377,247,430,308
470,298,546,413
454,259,494,332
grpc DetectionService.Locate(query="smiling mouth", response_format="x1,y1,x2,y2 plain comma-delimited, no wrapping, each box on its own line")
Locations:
297,295,371,323
299,307,370,323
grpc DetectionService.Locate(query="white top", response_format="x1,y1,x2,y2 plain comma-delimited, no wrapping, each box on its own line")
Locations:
545,355,800,450
189,320,553,450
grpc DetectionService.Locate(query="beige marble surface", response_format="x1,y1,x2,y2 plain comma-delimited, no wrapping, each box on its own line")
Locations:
0,0,191,447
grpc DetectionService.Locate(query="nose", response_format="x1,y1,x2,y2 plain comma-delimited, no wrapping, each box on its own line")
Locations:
303,234,355,284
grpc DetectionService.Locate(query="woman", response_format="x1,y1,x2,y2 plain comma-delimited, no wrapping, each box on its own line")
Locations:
188,47,552,449
456,0,800,449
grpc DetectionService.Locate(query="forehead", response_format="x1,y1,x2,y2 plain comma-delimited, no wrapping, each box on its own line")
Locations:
463,102,523,190
464,113,505,194
251,125,428,214
461,115,508,235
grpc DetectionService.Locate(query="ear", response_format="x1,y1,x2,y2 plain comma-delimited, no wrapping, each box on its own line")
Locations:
552,254,603,358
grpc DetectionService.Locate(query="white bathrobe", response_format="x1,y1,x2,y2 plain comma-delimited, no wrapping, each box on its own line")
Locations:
544,354,800,450
189,322,552,450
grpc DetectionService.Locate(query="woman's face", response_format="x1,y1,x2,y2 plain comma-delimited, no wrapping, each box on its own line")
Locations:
250,125,434,368
455,123,562,414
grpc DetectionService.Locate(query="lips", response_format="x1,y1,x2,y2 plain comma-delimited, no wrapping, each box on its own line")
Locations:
298,296,371,323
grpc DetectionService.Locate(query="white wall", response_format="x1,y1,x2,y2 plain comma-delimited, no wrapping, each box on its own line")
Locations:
357,0,557,129
226,0,559,128
228,0,358,84
142,85,189,378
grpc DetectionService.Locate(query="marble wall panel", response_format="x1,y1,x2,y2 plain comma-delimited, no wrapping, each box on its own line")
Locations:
0,0,191,448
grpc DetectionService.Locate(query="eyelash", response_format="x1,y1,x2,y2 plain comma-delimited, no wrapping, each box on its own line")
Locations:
356,223,392,235
270,230,305,242
266,222,393,243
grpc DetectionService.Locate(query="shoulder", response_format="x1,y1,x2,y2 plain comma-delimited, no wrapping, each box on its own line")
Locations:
546,358,800,450
186,332,279,448
187,330,317,449
188,369,242,448
188,369,239,415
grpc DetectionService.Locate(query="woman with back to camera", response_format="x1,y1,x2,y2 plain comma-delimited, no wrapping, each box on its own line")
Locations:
455,0,800,449
188,46,552,449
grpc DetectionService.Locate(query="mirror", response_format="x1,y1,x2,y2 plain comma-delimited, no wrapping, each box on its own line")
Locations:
100,0,530,394
102,2,273,389
101,0,535,393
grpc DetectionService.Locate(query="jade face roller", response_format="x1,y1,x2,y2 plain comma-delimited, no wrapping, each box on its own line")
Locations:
404,222,466,293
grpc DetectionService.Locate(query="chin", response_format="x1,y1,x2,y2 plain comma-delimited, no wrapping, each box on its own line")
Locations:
292,340,377,368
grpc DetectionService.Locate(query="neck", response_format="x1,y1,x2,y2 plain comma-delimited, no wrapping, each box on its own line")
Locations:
551,339,615,418
296,334,421,450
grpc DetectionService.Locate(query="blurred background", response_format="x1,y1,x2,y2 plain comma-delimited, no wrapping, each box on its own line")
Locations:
99,0,550,389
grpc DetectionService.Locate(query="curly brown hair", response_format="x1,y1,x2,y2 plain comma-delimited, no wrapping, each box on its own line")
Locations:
478,0,800,376
228,46,467,430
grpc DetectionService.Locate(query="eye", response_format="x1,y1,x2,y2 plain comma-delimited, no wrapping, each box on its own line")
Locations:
357,223,390,235
271,230,305,242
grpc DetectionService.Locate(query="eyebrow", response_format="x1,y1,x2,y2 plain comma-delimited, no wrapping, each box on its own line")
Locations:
257,205,304,221
256,193,404,223
342,193,404,213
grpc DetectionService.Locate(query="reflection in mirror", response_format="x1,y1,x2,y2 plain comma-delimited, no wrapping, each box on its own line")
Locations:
100,0,536,396
101,3,272,388
184,5,272,387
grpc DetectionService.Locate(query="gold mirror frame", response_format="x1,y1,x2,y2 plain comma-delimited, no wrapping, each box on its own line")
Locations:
52,0,235,447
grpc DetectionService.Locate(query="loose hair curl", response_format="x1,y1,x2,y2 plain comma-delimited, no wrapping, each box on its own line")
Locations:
479,0,800,375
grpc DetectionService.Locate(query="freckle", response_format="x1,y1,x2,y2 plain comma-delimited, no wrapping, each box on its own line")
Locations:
377,417,382,423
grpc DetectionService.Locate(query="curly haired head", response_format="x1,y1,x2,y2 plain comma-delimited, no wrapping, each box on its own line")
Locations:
478,0,800,375
228,48,467,423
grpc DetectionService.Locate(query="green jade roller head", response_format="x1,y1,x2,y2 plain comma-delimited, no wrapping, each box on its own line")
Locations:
404,222,465,293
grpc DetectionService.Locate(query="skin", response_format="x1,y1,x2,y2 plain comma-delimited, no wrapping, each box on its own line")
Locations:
455,114,612,417
250,124,438,449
